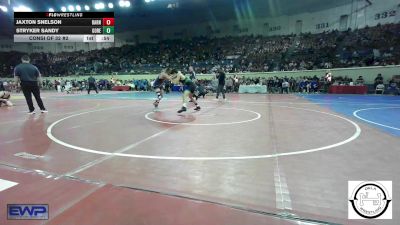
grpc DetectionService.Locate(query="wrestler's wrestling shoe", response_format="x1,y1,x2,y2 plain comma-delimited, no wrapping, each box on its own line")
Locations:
194,106,201,111
177,107,187,113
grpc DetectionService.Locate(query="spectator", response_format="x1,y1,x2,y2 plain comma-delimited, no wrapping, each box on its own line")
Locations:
356,76,365,85
374,74,384,88
0,80,4,91
310,79,319,92
388,79,400,95
233,75,239,92
226,77,233,92
188,66,197,81
1,23,399,77
282,79,289,94
375,82,385,94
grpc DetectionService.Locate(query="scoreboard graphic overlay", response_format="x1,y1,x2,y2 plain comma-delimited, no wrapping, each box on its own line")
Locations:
14,12,114,43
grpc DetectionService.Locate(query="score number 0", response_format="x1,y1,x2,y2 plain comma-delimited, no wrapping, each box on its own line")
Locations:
102,18,114,26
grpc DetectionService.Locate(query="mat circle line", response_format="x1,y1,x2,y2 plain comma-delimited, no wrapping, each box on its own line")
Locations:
353,107,400,131
145,107,261,126
47,105,361,160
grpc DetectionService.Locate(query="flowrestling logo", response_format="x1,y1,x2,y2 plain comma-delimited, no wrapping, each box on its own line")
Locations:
348,181,392,219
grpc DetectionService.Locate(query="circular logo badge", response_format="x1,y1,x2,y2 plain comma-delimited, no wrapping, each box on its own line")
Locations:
349,181,392,219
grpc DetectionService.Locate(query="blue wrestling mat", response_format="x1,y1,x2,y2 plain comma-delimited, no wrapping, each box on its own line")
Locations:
299,94,400,136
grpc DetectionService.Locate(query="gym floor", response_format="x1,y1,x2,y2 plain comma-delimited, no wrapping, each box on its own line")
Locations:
0,91,399,225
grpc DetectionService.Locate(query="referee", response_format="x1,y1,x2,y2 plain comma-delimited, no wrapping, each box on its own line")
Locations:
87,75,98,94
14,55,47,114
216,68,226,100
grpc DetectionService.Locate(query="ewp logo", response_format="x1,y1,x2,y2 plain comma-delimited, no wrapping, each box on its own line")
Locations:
7,204,49,220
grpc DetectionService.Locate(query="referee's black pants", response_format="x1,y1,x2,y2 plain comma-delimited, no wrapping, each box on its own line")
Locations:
21,83,46,112
216,84,225,99
88,83,98,94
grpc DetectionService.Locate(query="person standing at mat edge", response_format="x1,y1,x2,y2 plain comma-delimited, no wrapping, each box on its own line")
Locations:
216,68,226,100
189,66,197,82
87,75,98,94
14,55,47,114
